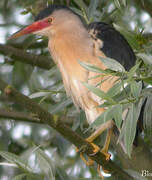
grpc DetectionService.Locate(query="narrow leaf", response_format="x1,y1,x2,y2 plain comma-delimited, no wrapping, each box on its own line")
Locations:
56,167,71,180
83,82,116,104
127,61,141,79
114,0,121,9
99,57,125,72
124,104,135,157
113,104,123,129
12,173,42,180
144,96,152,131
78,61,107,74
124,99,143,157
29,92,51,99
137,53,152,65
35,147,55,180
142,77,152,85
91,105,122,128
88,0,99,21
0,151,32,173
50,98,72,114
12,174,26,180
73,0,87,11
122,0,127,6
91,109,111,127
130,81,142,98
107,81,122,97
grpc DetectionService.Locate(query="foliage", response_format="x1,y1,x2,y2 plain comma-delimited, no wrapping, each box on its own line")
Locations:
0,0,152,179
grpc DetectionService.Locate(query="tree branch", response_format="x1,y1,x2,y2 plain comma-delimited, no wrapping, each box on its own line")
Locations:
134,0,152,17
8,41,48,49
0,108,76,125
0,109,41,124
0,77,132,179
0,44,53,70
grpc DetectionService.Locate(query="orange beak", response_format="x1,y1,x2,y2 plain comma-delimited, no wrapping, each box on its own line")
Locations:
9,19,51,39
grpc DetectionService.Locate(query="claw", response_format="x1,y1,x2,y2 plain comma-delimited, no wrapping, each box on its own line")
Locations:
88,142,100,156
75,121,113,178
75,142,100,166
101,149,111,161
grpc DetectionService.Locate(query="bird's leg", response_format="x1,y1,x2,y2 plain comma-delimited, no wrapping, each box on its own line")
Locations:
77,120,113,167
87,120,113,176
86,120,113,159
76,142,100,166
101,127,113,160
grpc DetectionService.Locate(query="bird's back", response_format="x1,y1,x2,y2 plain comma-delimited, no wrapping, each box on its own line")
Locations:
88,22,136,71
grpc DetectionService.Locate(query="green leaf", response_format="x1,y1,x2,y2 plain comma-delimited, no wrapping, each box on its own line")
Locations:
130,81,142,98
0,151,32,173
124,99,143,157
137,53,152,65
124,104,136,157
50,98,72,114
78,61,107,74
73,0,87,12
91,108,111,127
29,92,51,99
88,0,99,21
56,167,71,180
12,173,42,180
144,96,152,131
114,0,121,9
12,174,26,180
142,77,152,85
114,0,127,8
20,10,29,15
91,105,122,128
113,83,130,102
107,81,122,97
113,104,123,129
71,7,83,17
35,147,55,180
127,61,141,80
83,82,116,104
99,57,125,72
122,0,127,6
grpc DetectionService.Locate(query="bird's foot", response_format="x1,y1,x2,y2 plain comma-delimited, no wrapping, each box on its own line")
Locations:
76,142,111,179
101,148,111,161
75,142,100,166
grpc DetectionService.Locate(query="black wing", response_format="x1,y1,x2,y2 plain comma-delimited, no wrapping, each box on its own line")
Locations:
88,22,136,71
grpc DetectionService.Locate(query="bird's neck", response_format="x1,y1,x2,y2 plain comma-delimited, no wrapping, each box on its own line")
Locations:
48,27,94,63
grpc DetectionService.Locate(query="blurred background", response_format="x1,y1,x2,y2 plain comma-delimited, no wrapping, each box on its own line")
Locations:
0,0,152,179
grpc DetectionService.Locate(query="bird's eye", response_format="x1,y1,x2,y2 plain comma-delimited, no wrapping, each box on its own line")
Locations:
47,17,53,24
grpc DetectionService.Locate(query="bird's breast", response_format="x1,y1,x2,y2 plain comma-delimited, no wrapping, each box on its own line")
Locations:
48,38,90,109
48,36,118,124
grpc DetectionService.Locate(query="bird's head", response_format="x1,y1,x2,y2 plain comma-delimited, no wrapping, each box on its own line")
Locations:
9,5,84,39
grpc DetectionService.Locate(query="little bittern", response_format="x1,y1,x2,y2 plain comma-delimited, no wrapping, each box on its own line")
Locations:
10,4,137,176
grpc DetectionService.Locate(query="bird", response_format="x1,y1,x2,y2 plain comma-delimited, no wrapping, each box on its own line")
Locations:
9,4,136,171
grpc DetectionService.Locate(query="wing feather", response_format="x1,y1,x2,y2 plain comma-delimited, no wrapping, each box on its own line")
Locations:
88,22,136,71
